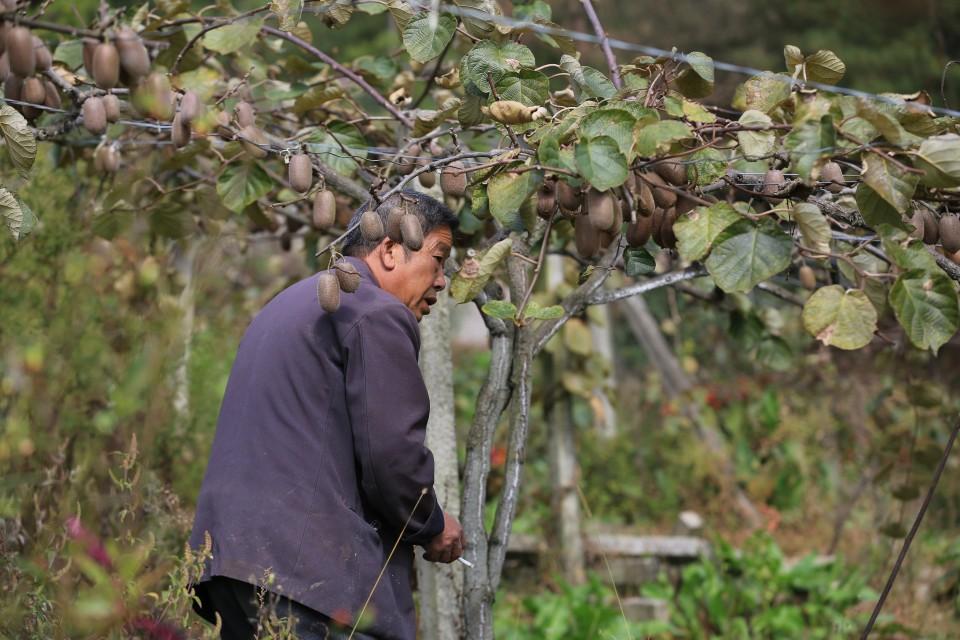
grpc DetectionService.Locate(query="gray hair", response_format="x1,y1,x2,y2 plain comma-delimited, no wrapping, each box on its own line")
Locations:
342,190,458,257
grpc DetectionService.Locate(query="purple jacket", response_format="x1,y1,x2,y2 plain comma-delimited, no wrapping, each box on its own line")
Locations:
188,257,444,639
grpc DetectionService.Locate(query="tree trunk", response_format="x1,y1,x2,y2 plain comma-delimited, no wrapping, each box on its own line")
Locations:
173,241,201,432
416,291,463,640
588,305,617,438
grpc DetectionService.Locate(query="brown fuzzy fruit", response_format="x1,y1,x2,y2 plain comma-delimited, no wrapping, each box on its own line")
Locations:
586,189,618,232
799,264,816,290
3,74,20,104
94,143,120,173
116,27,150,80
651,208,666,247
134,73,174,121
21,77,44,119
215,110,232,138
33,36,51,72
235,100,255,128
360,209,385,242
179,90,202,123
171,111,191,148
920,209,939,245
82,37,98,77
334,261,361,293
42,80,61,109
821,161,844,193
440,161,467,197
384,205,405,242
418,170,436,188
92,42,119,89
939,215,960,254
288,153,312,194
654,160,687,186
312,190,336,230
82,97,107,134
0,52,8,81
636,178,656,216
949,248,960,266
240,125,268,159
643,172,677,208
659,207,678,249
536,183,556,219
762,169,786,202
396,143,420,175
626,215,653,247
6,27,34,77
102,94,120,122
400,214,424,251
574,215,600,258
316,271,341,313
557,180,581,212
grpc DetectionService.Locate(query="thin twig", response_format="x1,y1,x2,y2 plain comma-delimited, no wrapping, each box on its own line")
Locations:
579,0,622,90
515,214,555,323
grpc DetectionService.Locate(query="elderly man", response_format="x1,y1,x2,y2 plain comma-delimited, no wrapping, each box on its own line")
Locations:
188,190,465,640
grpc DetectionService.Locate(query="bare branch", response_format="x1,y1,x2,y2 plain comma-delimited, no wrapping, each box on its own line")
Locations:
578,0,622,89
585,264,709,305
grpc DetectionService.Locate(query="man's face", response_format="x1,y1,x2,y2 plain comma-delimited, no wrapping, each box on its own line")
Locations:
391,225,453,321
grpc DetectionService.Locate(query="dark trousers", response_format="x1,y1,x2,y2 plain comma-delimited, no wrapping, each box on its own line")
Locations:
194,576,365,640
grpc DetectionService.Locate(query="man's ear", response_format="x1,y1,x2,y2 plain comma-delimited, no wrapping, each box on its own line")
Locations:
377,238,402,271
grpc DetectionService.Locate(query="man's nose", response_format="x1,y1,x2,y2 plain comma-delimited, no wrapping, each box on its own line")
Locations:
434,272,446,290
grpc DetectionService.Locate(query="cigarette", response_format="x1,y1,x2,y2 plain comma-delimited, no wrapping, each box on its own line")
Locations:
457,557,474,568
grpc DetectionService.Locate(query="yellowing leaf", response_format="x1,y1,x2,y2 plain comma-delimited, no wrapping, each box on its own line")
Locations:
802,285,877,350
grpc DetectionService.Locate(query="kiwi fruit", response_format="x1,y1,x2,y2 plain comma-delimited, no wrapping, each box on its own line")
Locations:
651,207,666,247
396,143,420,175
440,161,467,197
240,125,268,159
82,97,107,134
586,189,617,232
179,90,202,123
215,110,232,138
418,170,436,188
102,93,120,122
384,205,405,242
316,271,341,313
235,100,255,128
536,183,556,219
94,143,120,173
626,215,653,247
400,213,423,251
0,52,8,81
762,169,786,202
948,249,960,266
920,209,939,245
32,36,51,72
334,261,361,293
21,77,43,119
3,74,20,104
654,160,687,186
821,161,844,193
171,111,191,148
636,177,656,217
643,172,677,208
659,207,678,249
360,209,385,242
939,215,960,253
42,80,61,109
134,72,173,120
574,215,600,258
799,264,816,290
557,180,581,212
116,27,150,80
92,42,119,89
6,27,34,77
285,153,311,193
312,190,336,230
82,37,98,78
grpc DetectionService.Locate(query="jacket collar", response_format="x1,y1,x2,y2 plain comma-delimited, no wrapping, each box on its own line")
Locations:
343,255,381,289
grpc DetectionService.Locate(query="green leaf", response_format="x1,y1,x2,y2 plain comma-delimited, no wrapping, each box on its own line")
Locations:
270,0,303,31
460,41,535,95
149,202,196,238
734,73,792,114
513,0,551,21
802,285,877,350
855,183,906,230
412,98,461,137
14,196,36,239
783,45,804,72
879,522,907,539
914,133,960,188
0,105,36,177
482,299,517,319
856,99,920,147
487,170,541,229
784,116,834,183
889,269,960,353
624,247,656,276
457,94,484,127
736,110,775,160
494,70,550,106
537,132,560,168
634,120,692,157
560,55,615,100
575,136,628,191
402,13,457,63
861,154,918,214
304,121,368,176
522,301,564,320
791,203,831,255
53,39,84,70
681,98,716,123
686,148,727,186
804,49,845,84
705,220,793,293
217,162,272,213
675,51,714,98
203,17,264,54
0,186,24,239
878,225,942,274
580,109,636,157
673,202,742,262
449,237,513,303
293,85,345,115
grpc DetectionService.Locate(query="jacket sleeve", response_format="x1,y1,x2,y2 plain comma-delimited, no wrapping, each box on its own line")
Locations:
344,303,445,546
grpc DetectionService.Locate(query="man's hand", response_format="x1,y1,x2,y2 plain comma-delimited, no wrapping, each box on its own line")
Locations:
423,512,465,564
